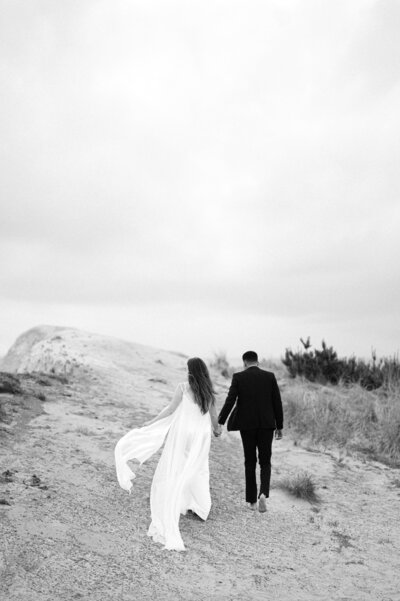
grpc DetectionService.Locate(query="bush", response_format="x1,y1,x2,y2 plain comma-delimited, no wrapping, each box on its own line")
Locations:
0,400,7,423
282,338,400,390
277,470,319,502
210,352,233,379
0,373,22,395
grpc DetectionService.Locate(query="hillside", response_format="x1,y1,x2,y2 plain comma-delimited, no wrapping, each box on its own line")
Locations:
1,326,400,600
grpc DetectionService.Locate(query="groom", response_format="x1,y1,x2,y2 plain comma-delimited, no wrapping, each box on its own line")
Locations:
217,351,283,512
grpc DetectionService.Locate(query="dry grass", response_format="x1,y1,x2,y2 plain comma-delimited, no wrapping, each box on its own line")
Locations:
210,354,286,380
283,379,400,466
276,470,319,503
75,426,96,436
0,400,7,423
210,352,234,379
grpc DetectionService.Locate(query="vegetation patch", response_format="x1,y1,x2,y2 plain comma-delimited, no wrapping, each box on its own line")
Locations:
282,338,400,390
210,352,234,379
283,378,400,466
331,530,354,552
0,373,22,395
276,470,319,503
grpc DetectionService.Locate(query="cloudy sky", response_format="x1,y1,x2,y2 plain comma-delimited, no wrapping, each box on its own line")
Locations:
1,0,399,361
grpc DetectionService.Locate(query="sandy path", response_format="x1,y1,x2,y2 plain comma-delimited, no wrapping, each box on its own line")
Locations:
1,334,400,600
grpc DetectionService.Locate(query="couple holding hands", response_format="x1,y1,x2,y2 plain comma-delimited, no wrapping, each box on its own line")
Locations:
115,350,283,551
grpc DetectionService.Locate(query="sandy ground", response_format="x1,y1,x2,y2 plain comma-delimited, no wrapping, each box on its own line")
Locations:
1,326,400,601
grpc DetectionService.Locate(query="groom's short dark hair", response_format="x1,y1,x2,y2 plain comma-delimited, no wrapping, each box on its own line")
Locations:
242,351,258,363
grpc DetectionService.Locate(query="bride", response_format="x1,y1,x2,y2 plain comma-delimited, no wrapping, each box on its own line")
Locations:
114,357,221,551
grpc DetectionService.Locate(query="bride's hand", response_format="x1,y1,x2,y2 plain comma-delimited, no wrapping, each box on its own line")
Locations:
213,425,222,437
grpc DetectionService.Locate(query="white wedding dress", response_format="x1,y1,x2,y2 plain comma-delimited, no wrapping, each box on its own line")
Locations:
114,382,212,551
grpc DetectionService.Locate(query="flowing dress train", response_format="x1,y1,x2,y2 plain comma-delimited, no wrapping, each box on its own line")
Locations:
114,382,212,551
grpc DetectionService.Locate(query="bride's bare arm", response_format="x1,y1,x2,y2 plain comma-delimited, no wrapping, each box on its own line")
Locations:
144,385,183,426
209,403,221,436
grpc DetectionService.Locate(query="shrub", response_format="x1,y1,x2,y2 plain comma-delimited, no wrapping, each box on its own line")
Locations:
277,470,319,502
210,352,233,379
0,373,22,395
282,338,400,390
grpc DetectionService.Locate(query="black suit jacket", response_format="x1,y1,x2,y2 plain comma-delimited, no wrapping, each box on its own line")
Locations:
218,366,283,431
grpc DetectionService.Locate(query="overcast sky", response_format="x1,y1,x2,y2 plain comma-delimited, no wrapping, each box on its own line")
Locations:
1,0,399,361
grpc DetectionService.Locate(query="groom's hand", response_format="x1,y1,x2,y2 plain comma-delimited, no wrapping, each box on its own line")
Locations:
275,429,283,440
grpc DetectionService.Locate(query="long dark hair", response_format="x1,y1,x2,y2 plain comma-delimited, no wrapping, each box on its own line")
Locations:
187,357,216,414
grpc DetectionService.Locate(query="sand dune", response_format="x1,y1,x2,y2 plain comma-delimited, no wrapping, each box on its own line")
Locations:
1,326,399,600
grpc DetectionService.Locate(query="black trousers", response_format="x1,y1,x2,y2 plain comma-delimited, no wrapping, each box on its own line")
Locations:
239,428,274,503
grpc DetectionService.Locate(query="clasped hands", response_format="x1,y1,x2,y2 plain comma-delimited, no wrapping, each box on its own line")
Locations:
213,424,222,437
214,426,282,439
